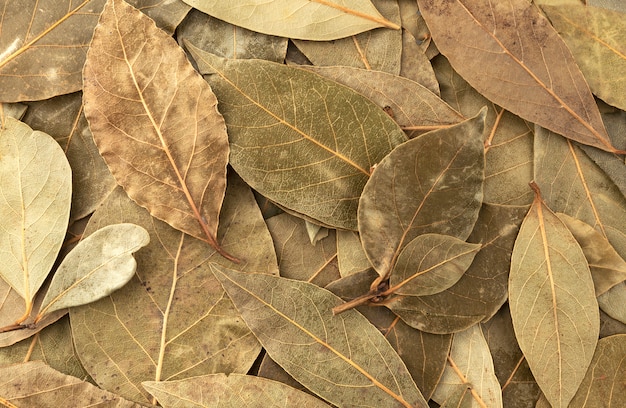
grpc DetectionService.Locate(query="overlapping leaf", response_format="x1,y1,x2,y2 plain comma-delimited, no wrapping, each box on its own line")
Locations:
358,110,485,276
83,0,231,258
509,184,599,408
418,0,617,152
181,0,400,41
188,45,408,230
212,265,428,408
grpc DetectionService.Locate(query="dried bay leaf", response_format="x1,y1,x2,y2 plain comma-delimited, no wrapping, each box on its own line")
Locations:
598,283,626,325
71,173,277,404
386,203,527,334
390,234,481,296
542,4,626,111
399,30,439,95
182,0,399,41
588,0,626,13
38,223,149,318
418,0,617,153
600,309,626,338
212,265,428,408
359,110,485,276
568,334,626,408
431,324,503,408
0,117,71,315
336,230,371,277
509,184,599,408
143,373,331,408
83,0,231,259
188,46,408,230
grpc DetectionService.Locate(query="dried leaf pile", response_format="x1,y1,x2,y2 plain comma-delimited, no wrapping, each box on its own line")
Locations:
1,0,625,407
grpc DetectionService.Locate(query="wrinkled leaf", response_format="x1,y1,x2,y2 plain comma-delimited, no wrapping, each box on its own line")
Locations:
143,374,331,408
71,174,277,404
390,234,480,296
557,213,626,295
0,118,71,307
418,0,617,152
212,265,428,408
189,46,407,230
83,0,231,258
359,110,485,276
542,4,626,111
432,324,503,408
509,184,599,408
39,223,149,318
181,0,400,41
0,361,141,408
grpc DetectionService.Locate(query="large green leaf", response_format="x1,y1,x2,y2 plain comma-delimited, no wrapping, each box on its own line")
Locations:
509,184,599,408
358,110,485,276
188,45,408,230
212,265,428,408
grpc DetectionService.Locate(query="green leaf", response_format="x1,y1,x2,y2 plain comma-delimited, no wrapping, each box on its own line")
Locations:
509,184,599,408
211,265,428,408
143,373,332,408
390,234,481,296
180,0,400,41
358,110,485,276
0,117,71,309
38,224,149,318
188,45,407,230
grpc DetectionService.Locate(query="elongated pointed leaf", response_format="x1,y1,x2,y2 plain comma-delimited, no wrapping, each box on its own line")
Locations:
188,46,408,230
211,265,428,408
418,0,617,152
39,224,149,317
0,117,71,303
359,110,485,276
432,324,503,408
83,0,230,257
391,234,480,296
509,185,599,408
143,374,332,408
181,0,399,41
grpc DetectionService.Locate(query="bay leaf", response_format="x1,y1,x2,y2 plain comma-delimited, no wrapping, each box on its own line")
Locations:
431,324,503,408
212,265,428,408
418,0,617,153
266,213,339,287
188,46,407,230
0,117,71,314
433,55,535,206
509,184,599,408
23,92,116,221
143,373,331,408
358,110,485,276
598,282,626,325
177,9,288,63
0,102,27,121
399,30,439,95
439,384,473,408
293,0,402,74
83,0,231,259
258,354,309,394
568,334,626,408
0,361,141,408
302,65,465,137
182,0,400,41
557,213,626,296
386,203,527,334
336,230,371,277
71,173,277,404
542,4,626,111
38,224,149,318
390,234,481,296
600,309,626,338
588,0,626,13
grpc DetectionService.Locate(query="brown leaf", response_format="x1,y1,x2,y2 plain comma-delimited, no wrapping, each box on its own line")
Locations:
418,0,618,152
83,0,232,259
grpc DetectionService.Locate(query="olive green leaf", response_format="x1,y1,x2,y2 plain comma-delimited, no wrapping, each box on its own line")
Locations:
358,110,485,277
509,184,599,408
83,0,232,260
181,0,400,41
212,265,428,408
0,117,71,319
143,374,332,408
188,45,407,230
38,224,149,319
